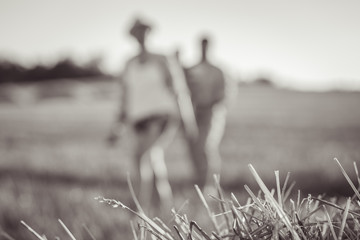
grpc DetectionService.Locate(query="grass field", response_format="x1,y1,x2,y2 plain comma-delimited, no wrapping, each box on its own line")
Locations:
0,82,359,239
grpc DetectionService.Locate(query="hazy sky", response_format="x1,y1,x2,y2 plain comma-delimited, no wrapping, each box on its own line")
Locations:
1,0,360,90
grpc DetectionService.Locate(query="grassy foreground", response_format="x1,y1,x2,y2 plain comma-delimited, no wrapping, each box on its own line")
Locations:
22,159,360,240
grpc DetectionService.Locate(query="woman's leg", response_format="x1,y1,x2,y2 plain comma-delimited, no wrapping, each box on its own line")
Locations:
133,131,154,210
131,116,177,212
150,146,173,208
132,118,164,211
149,117,178,209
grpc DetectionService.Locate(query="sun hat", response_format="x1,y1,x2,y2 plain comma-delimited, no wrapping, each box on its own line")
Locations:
129,18,151,37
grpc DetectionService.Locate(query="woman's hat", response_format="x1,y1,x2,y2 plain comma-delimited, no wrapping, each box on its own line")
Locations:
129,18,151,37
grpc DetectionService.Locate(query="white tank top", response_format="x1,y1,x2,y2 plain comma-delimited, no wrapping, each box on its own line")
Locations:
123,58,178,122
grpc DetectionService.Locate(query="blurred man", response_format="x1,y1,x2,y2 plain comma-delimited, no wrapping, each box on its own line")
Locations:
185,37,227,190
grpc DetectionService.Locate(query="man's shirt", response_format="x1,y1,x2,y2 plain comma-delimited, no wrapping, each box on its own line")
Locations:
186,61,225,109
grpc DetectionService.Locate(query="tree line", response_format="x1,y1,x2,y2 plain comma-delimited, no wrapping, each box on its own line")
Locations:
0,57,110,84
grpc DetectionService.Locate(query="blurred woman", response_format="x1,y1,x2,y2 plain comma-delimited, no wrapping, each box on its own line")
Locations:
107,18,194,211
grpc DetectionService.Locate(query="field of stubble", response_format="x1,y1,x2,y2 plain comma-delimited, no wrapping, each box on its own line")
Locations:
0,82,359,239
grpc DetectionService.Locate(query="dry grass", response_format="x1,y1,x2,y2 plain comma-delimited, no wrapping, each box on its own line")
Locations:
93,159,360,240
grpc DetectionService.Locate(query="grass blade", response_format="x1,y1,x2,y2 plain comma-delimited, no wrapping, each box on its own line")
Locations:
354,162,360,185
195,184,220,234
127,172,145,214
230,204,253,240
275,170,282,209
311,197,360,218
95,196,173,240
214,174,232,231
334,158,360,200
281,172,291,206
283,181,296,202
231,192,241,208
58,219,76,240
82,224,96,240
153,217,172,234
126,173,174,239
20,221,45,240
248,164,300,240
244,185,267,213
173,225,184,240
1,231,16,240
130,221,138,240
338,197,351,240
323,205,337,240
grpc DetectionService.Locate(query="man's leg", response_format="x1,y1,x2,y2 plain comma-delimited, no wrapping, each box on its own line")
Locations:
204,105,227,188
190,110,212,189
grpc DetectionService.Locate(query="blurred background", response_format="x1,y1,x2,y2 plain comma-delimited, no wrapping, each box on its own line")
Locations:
1,0,360,239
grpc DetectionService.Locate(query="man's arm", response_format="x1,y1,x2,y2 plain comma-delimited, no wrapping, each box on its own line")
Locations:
211,69,226,106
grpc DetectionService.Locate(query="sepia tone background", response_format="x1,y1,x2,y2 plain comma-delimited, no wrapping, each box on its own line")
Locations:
1,0,360,239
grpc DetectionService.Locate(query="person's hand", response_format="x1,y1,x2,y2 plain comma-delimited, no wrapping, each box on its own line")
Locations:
106,132,119,147
106,121,126,147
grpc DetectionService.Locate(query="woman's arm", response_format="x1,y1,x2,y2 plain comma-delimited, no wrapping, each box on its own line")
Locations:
165,55,199,140
107,63,129,145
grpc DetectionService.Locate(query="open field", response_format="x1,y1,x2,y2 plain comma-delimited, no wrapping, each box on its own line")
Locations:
0,82,360,239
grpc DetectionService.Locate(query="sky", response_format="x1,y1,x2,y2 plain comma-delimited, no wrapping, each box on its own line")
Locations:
1,0,360,90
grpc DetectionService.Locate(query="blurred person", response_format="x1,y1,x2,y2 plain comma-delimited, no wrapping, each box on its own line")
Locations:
107,18,195,211
185,36,227,190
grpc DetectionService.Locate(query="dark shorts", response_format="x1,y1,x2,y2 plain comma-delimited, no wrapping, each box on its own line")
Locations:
133,114,170,134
